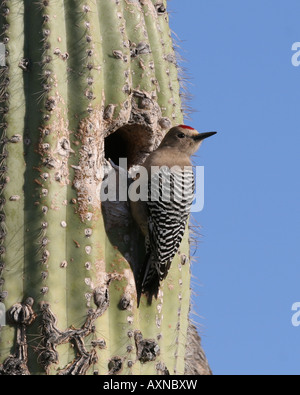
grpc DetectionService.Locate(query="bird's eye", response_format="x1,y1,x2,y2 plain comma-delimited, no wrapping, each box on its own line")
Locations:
177,133,185,139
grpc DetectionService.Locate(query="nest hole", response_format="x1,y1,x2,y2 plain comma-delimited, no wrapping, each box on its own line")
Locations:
104,125,153,169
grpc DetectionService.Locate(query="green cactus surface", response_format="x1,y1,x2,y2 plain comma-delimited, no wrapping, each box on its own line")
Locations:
0,0,210,375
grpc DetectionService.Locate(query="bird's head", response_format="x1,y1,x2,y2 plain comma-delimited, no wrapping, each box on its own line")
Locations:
159,125,217,156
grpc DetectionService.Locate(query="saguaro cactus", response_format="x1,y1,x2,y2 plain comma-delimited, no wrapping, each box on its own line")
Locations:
0,0,210,375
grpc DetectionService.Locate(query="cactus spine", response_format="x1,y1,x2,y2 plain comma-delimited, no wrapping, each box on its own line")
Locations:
0,0,210,375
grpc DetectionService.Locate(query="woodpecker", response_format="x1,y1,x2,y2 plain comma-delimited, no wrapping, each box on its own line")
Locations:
131,125,217,306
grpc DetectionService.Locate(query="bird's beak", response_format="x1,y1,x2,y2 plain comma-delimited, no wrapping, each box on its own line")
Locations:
193,131,217,141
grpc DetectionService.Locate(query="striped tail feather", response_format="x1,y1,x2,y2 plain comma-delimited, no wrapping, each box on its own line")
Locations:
136,252,172,307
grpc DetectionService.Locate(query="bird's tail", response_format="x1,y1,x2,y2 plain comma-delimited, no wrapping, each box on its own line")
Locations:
136,254,171,307
136,253,160,307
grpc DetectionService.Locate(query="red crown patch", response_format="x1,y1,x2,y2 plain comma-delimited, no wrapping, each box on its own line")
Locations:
178,125,195,130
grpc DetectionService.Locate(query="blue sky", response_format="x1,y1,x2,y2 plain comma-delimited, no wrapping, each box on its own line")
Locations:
169,0,300,375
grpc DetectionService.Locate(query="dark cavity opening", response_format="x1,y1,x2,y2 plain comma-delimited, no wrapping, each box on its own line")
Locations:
104,124,152,169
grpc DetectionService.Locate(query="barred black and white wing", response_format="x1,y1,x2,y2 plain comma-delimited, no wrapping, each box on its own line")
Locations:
137,166,195,305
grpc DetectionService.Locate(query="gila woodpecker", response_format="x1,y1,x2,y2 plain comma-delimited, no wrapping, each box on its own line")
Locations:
130,125,217,306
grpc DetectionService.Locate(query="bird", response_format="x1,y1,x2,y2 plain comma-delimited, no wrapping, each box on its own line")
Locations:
130,125,217,306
